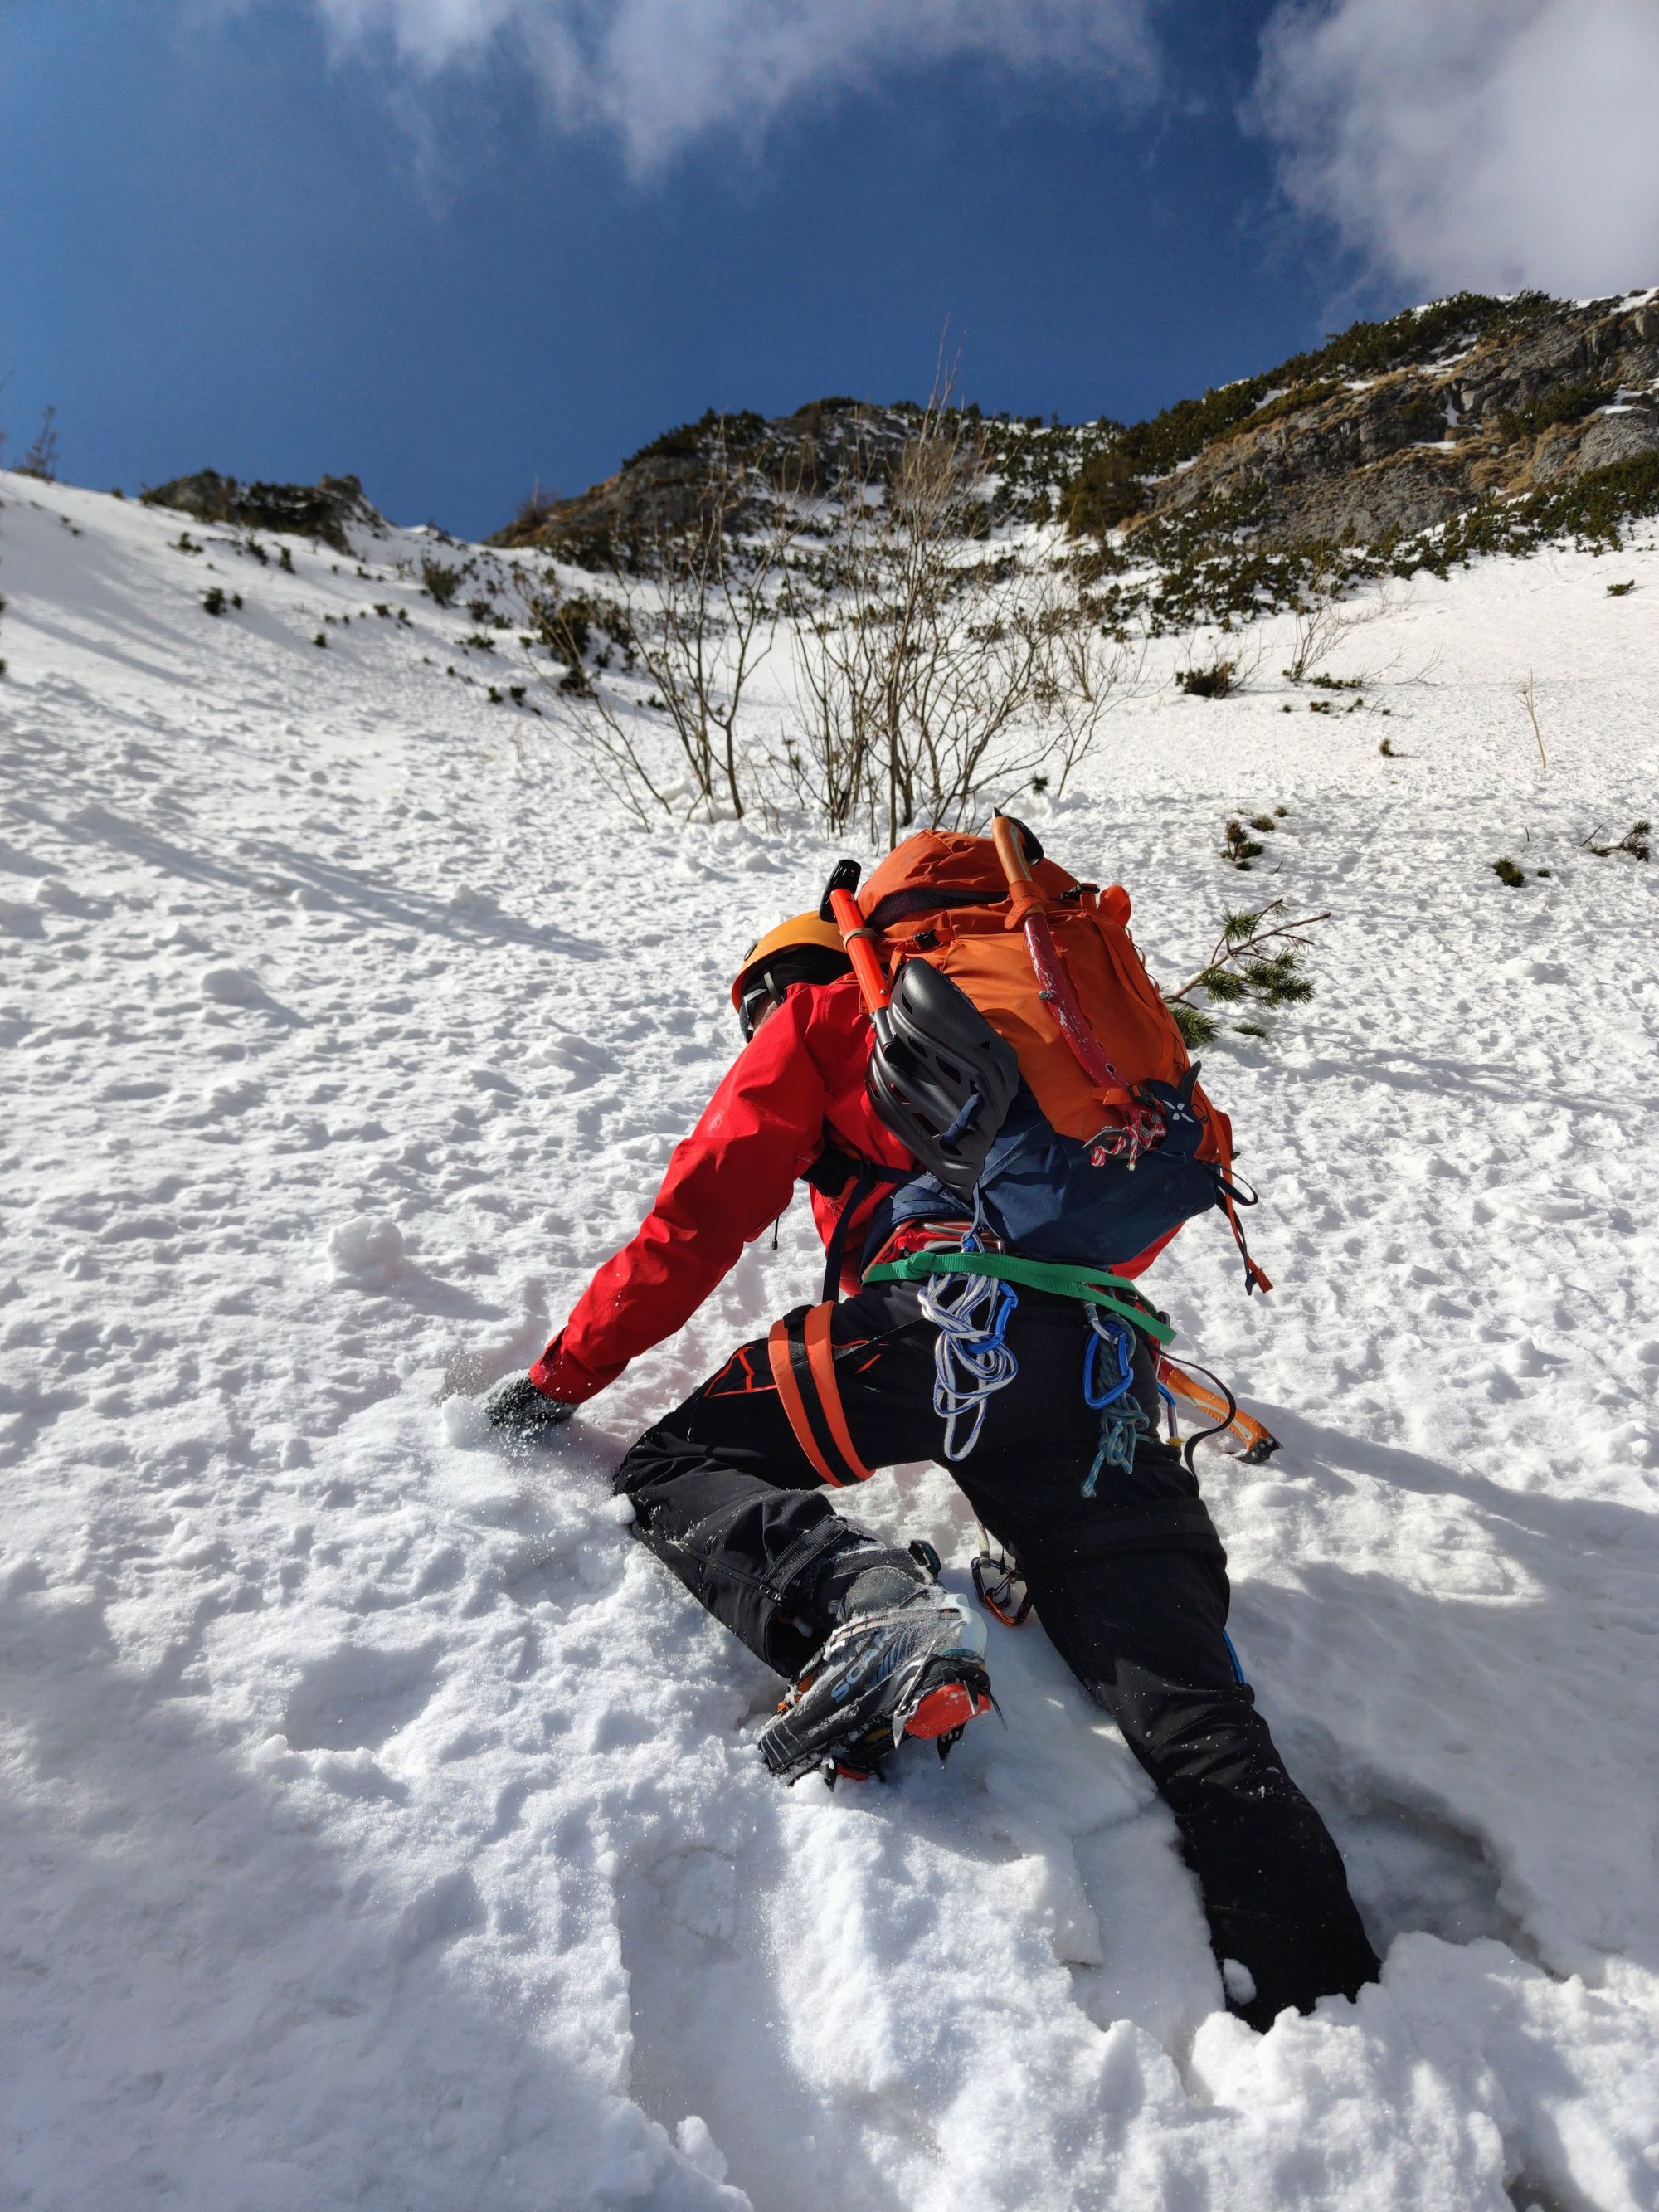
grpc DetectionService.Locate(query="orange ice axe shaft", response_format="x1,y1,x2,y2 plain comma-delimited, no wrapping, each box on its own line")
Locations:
829,885,893,1043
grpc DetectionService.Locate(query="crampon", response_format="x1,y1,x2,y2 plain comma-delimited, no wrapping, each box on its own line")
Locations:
758,1591,995,1786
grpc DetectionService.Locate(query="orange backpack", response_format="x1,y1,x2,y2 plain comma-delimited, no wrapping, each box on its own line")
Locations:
849,825,1268,1289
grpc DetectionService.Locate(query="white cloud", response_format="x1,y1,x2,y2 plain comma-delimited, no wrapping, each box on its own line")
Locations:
1255,0,1659,299
305,0,1159,173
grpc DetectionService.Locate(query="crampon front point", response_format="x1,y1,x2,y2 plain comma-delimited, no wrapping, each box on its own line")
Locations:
758,1593,995,1786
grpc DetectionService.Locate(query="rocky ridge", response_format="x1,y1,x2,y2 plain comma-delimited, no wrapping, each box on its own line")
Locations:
1113,290,1659,550
488,290,1659,581
141,469,387,555
489,398,946,563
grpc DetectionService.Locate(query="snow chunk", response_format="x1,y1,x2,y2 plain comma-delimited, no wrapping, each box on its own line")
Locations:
675,2116,729,2185
440,1391,488,1446
200,963,261,1004
327,1214,406,1290
1222,1956,1258,2007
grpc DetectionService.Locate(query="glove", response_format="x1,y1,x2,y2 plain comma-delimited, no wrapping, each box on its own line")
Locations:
484,1373,576,1433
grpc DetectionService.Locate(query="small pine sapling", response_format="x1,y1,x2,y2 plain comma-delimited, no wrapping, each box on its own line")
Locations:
1583,819,1651,861
1168,1003,1221,1050
17,405,60,482
1492,857,1526,887
1164,899,1327,1045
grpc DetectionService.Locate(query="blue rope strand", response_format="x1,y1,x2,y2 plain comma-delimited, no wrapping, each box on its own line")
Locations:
1080,1305,1147,1496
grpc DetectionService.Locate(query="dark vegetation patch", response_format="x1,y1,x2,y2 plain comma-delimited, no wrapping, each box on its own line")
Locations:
1059,444,1659,636
1491,380,1614,446
1584,819,1650,861
1409,451,1659,569
1178,658,1241,699
621,407,770,471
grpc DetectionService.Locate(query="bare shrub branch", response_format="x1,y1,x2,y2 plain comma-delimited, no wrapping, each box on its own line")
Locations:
1282,553,1397,685
782,388,1138,836
530,428,806,822
1515,670,1548,771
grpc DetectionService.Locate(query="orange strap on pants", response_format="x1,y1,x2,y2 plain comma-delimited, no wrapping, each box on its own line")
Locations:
766,1305,877,1488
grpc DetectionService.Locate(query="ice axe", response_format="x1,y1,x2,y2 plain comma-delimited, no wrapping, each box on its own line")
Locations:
820,859,893,1046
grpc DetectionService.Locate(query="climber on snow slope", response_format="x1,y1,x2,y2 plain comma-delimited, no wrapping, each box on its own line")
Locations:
483,823,1379,2032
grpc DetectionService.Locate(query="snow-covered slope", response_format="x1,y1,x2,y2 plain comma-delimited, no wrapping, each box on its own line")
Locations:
2,471,1657,2211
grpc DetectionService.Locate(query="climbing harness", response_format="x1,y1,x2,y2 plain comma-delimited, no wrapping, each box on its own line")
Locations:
864,1248,1174,1343
868,1235,1174,1469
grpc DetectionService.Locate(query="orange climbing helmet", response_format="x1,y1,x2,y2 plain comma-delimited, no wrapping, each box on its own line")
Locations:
732,911,851,1039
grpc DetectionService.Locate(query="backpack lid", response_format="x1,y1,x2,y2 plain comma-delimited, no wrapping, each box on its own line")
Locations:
862,831,1079,932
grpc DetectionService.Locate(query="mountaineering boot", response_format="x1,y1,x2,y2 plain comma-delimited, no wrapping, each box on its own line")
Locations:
759,1546,994,1785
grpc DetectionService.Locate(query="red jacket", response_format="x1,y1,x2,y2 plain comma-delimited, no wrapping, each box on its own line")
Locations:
529,973,1179,1406
531,976,909,1404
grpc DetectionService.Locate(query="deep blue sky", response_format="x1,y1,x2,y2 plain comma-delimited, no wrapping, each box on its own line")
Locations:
0,0,1400,539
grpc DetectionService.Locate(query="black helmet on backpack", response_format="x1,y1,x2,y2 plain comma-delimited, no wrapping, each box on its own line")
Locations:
867,960,1020,1198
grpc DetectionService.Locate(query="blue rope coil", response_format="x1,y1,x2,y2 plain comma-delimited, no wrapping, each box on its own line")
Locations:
1081,1305,1147,1496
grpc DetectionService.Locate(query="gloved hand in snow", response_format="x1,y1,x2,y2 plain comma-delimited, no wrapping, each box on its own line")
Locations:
484,1373,576,1433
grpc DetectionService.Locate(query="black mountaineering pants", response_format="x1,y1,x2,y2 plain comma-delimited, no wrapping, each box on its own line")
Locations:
615,1274,1380,2030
